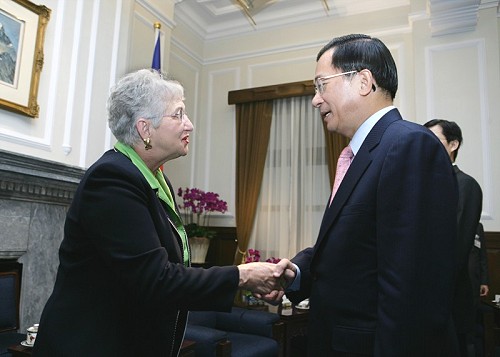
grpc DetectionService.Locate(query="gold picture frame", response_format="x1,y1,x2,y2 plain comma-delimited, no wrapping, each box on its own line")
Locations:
0,0,50,118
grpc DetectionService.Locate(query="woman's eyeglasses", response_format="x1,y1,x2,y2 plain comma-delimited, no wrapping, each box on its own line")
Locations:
165,108,188,123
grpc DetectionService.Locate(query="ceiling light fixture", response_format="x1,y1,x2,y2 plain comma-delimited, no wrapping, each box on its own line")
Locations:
322,0,330,11
236,0,257,26
237,0,325,26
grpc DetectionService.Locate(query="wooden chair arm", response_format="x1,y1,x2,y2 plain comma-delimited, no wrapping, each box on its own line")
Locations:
216,339,231,357
272,320,286,357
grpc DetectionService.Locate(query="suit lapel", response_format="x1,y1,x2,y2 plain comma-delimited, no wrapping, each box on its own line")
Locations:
317,154,371,241
153,188,185,263
315,109,402,250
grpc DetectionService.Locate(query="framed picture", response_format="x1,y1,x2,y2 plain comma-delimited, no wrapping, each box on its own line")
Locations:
0,0,50,118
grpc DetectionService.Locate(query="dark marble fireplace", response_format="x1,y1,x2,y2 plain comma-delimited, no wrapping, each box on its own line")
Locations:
0,149,85,331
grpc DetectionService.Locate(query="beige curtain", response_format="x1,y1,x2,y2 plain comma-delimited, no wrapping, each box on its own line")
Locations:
229,80,349,263
233,101,273,265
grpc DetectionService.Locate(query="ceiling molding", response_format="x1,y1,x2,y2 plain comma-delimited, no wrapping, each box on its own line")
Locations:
428,0,481,36
174,0,410,41
174,1,328,41
172,0,493,41
171,22,412,67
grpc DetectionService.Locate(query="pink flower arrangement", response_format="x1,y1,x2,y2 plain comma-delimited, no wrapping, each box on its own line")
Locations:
242,249,281,306
245,248,281,264
177,187,228,238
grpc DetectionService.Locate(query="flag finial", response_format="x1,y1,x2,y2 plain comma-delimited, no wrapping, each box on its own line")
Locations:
154,22,161,30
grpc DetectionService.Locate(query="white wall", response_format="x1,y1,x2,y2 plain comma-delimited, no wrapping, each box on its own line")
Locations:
169,3,500,232
0,1,498,231
0,0,175,167
412,7,500,231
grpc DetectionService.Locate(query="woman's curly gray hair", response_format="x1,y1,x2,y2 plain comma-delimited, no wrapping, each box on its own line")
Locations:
107,69,184,146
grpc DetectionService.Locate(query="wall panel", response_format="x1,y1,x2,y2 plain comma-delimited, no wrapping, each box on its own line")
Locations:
204,68,239,226
248,56,315,89
0,0,130,168
164,47,203,193
426,40,493,222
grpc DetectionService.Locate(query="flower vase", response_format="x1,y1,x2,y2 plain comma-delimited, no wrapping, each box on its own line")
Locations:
189,236,210,263
234,289,249,307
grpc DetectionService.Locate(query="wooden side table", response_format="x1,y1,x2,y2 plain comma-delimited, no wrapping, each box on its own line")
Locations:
481,300,500,357
180,339,196,357
8,344,32,357
276,306,309,357
8,340,196,357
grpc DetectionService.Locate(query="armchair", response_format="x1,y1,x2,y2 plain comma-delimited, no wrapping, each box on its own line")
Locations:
0,264,25,356
185,307,283,357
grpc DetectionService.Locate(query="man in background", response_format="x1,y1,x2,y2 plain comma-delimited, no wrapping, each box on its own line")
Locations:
469,222,490,356
424,119,483,357
469,222,490,306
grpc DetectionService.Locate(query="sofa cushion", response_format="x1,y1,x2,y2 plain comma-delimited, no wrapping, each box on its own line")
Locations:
227,331,278,357
184,325,228,357
0,273,18,333
216,307,279,338
188,311,217,328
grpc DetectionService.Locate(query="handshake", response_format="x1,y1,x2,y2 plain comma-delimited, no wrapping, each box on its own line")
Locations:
237,259,296,305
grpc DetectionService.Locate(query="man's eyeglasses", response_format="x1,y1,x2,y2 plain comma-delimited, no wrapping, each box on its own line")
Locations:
314,70,357,95
166,108,188,123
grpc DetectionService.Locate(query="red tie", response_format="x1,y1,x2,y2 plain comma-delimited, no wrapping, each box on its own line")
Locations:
329,145,353,206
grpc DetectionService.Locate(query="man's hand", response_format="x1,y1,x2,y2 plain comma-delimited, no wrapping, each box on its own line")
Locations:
238,259,297,305
273,259,297,289
238,262,282,295
480,284,489,297
237,259,296,297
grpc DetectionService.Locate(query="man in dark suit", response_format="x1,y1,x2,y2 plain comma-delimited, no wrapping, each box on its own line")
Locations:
277,34,459,356
469,222,490,356
469,223,490,307
425,119,483,357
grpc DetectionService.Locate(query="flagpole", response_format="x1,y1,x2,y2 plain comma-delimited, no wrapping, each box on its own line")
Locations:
152,22,161,71
152,22,162,171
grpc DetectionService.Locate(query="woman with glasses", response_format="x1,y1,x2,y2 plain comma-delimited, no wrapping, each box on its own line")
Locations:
33,69,293,357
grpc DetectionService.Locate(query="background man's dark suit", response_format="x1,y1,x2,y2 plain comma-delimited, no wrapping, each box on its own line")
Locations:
469,222,489,308
287,109,458,356
452,165,483,352
468,222,489,355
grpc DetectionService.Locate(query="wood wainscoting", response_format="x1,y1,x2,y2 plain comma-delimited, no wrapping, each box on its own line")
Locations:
204,227,238,267
204,229,500,273
483,231,500,356
486,231,500,297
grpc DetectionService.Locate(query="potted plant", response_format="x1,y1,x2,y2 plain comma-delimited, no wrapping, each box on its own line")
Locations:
177,187,228,263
